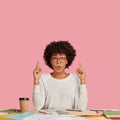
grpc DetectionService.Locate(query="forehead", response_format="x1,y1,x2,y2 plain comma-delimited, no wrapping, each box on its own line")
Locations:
51,53,66,57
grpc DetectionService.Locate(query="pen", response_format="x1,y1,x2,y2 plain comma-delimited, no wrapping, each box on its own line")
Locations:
66,109,82,112
38,110,48,114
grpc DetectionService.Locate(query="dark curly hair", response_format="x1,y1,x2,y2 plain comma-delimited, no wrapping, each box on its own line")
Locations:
43,40,76,69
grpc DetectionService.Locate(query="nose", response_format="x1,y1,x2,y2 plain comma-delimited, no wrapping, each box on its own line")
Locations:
56,58,61,63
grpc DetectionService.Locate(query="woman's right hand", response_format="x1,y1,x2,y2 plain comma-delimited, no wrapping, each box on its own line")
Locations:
33,62,42,85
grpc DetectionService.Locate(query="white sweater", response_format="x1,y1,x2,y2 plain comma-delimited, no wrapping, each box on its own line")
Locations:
33,73,88,110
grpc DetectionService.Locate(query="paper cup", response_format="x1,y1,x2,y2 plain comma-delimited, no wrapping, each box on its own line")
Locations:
19,97,29,112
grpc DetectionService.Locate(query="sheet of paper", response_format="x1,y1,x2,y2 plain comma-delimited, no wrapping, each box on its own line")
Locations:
55,116,87,120
23,112,88,120
23,112,59,120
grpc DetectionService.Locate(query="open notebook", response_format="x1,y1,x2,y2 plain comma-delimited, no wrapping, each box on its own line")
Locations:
38,109,99,116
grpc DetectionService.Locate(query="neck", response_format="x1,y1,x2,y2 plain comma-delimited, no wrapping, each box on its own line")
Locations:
51,71,69,79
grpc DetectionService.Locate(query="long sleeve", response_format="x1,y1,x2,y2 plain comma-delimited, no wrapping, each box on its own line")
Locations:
74,75,88,110
33,73,88,110
32,78,46,110
75,84,88,110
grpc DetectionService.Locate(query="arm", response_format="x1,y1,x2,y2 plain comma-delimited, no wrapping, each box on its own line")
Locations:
33,78,46,110
75,84,88,110
75,62,88,110
32,62,46,110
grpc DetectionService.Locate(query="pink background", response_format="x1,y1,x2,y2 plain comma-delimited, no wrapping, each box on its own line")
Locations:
0,0,120,110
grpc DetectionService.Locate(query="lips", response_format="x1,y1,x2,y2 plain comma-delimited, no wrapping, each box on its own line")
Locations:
55,66,62,70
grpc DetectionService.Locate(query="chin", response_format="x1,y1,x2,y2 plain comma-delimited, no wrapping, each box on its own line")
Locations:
55,69,63,73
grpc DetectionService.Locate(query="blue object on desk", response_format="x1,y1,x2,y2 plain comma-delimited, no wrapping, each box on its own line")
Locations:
4,112,33,120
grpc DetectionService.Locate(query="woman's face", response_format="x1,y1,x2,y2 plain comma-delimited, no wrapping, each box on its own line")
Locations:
50,53,68,73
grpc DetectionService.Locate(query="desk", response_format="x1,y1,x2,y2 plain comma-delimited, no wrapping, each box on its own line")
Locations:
0,109,120,120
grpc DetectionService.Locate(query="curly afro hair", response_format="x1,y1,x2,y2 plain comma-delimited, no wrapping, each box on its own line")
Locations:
43,40,76,69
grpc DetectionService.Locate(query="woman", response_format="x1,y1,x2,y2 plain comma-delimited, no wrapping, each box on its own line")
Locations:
33,40,88,110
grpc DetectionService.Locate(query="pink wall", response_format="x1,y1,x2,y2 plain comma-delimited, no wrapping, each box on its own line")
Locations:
0,0,120,110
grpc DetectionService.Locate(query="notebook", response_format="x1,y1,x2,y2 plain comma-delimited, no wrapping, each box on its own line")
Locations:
0,109,21,115
103,110,120,118
65,110,99,116
0,117,13,120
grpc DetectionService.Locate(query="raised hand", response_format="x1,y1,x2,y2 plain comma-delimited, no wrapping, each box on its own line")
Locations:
33,61,42,85
76,62,86,84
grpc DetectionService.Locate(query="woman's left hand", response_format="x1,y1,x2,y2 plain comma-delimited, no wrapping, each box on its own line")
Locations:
76,62,86,84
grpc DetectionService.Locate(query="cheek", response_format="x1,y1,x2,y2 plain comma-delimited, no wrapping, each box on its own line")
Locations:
63,62,68,68
50,62,57,68
65,60,68,65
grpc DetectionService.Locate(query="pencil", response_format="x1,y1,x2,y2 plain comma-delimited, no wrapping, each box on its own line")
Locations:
38,110,48,114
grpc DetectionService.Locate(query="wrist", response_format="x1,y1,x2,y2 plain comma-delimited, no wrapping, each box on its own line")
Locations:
34,79,39,85
80,79,86,84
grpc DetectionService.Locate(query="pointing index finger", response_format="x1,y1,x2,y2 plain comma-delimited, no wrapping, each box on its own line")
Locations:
79,61,82,68
36,61,39,68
